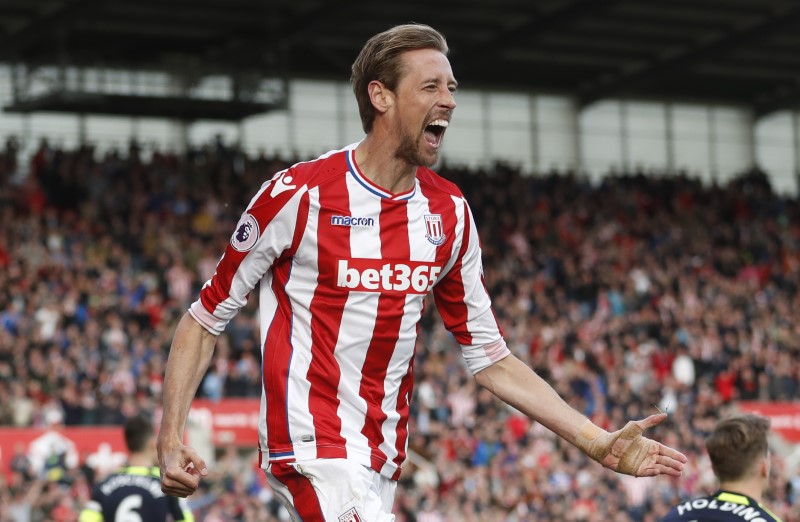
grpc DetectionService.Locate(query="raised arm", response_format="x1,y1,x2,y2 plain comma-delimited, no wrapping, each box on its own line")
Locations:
474,353,687,477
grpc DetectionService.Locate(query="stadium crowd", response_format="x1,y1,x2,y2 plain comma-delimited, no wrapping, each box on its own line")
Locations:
1,135,799,521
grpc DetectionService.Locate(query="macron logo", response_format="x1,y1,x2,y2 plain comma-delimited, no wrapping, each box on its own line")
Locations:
331,215,375,227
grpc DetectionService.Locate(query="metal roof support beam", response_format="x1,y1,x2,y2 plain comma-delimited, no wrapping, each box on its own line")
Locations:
454,0,616,72
204,1,362,71
0,0,101,59
753,79,800,118
578,3,800,108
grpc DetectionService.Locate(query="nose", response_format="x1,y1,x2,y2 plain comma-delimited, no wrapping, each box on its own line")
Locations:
441,87,456,110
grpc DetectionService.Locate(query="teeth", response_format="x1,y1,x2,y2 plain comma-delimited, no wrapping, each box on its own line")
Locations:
428,119,449,128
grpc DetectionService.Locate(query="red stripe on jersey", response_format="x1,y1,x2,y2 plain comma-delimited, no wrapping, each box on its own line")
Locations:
263,194,310,455
359,198,410,471
431,198,474,346
391,345,414,479
389,186,460,474
264,294,293,454
269,462,325,520
200,185,292,315
306,177,349,458
199,247,248,316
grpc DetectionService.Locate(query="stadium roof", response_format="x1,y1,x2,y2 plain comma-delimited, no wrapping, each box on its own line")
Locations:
2,0,800,119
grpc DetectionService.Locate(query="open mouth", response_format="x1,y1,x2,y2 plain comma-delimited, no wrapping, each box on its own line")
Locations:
424,119,449,147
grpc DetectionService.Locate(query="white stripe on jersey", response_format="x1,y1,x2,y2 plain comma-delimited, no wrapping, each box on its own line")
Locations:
407,183,441,265
284,186,321,461
439,195,466,281
373,182,438,474
335,173,382,461
377,292,420,477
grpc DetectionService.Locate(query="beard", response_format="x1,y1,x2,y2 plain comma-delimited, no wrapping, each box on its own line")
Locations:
394,125,439,168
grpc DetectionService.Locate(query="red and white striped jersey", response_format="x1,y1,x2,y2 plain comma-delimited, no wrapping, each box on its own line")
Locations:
189,144,510,479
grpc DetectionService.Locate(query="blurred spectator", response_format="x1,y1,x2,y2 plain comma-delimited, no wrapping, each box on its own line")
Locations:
26,411,78,483
0,140,799,520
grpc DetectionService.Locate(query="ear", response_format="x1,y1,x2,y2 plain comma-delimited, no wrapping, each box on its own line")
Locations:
368,80,394,115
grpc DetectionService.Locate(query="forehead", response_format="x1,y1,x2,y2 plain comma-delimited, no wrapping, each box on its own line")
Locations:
397,48,455,84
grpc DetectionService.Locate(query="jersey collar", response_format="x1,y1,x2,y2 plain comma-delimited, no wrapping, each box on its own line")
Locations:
345,149,416,201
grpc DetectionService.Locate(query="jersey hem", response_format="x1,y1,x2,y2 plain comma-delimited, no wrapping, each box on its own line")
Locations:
258,444,401,480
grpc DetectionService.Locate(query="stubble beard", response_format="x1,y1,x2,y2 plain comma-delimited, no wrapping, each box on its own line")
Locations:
395,126,438,168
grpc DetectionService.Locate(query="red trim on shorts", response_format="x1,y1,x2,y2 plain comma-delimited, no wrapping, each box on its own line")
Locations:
270,462,325,521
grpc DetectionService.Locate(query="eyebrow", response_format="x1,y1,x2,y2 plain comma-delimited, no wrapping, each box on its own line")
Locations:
424,78,458,89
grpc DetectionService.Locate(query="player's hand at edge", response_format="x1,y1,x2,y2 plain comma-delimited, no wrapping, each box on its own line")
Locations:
157,438,209,497
576,412,688,477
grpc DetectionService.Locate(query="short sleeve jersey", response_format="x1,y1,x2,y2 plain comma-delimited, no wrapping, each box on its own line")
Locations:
661,490,782,522
189,145,510,479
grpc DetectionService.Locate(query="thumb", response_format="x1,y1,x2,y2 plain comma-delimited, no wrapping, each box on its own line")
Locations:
637,412,668,431
183,452,209,477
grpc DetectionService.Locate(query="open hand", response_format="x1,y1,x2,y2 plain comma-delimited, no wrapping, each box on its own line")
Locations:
598,413,688,477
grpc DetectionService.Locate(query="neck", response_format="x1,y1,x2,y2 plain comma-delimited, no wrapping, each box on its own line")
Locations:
719,478,764,504
355,134,417,194
127,452,154,468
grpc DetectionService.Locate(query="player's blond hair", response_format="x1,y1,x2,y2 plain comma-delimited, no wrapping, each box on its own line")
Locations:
351,24,449,133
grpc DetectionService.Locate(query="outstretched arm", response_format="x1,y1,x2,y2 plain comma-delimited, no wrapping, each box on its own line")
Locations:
157,313,217,497
473,354,687,477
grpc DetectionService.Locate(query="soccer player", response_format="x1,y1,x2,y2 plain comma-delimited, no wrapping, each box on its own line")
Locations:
80,416,193,522
661,413,781,522
157,23,687,520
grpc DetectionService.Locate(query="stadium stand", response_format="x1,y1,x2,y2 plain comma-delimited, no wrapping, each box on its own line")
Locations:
1,138,800,521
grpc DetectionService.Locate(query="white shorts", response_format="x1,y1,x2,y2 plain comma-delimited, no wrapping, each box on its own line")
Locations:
265,458,397,522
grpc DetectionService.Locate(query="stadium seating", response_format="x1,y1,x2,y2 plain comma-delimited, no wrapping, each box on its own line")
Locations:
1,139,798,521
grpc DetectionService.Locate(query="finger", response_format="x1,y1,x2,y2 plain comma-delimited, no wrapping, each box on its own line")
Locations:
185,454,209,477
162,484,193,497
655,459,684,477
162,456,203,495
637,412,669,430
161,475,197,497
644,463,683,478
657,442,688,464
658,453,686,472
179,451,210,475
170,446,209,477
161,469,200,497
638,455,685,478
649,449,686,475
164,470,199,493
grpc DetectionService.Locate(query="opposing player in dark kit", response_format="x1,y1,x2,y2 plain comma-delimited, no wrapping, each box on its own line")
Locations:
661,413,781,522
80,416,193,522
